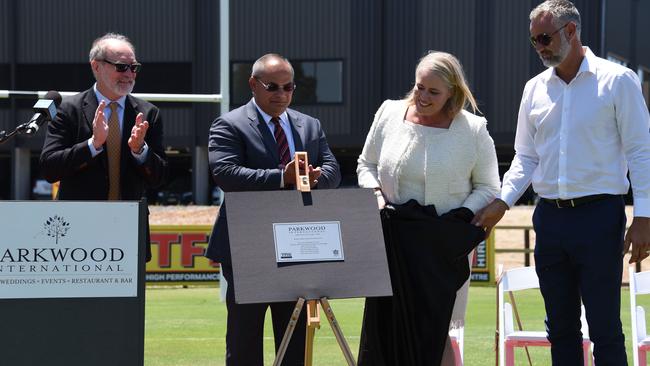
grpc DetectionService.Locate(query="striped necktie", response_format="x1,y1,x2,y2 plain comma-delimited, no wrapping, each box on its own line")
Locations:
106,102,121,200
271,117,290,167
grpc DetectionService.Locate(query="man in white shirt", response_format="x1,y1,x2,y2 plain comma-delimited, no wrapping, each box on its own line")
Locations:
473,1,650,364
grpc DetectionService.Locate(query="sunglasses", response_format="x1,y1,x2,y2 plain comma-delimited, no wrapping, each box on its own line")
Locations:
529,23,569,47
255,78,296,92
101,59,142,73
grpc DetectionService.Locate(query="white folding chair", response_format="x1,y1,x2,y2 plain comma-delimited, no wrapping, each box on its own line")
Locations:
449,326,464,366
629,267,650,366
497,265,592,366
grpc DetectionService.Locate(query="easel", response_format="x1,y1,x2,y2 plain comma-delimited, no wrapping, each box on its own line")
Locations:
272,152,356,366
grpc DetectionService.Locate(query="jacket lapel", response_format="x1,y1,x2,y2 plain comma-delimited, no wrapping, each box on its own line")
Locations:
246,101,280,162
287,109,304,153
81,89,99,132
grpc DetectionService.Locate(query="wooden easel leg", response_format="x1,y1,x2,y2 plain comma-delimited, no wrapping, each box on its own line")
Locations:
273,298,306,366
305,300,321,366
320,297,356,366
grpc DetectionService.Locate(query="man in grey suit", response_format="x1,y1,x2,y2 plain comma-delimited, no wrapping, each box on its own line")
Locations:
206,53,341,365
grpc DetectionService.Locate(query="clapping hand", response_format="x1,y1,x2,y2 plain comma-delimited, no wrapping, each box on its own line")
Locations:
128,112,149,153
91,100,109,149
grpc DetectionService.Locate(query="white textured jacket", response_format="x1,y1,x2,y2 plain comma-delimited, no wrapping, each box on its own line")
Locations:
357,99,500,215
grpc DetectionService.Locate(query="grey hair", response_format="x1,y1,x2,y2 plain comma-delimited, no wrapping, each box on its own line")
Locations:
251,53,294,78
89,33,135,62
530,0,581,39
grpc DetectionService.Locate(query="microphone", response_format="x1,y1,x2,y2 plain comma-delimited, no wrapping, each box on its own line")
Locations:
24,91,62,135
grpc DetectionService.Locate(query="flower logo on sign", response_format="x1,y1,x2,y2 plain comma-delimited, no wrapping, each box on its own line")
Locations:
44,215,70,245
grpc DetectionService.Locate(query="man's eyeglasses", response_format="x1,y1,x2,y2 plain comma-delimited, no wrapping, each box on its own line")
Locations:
255,78,296,93
529,23,569,47
101,59,142,73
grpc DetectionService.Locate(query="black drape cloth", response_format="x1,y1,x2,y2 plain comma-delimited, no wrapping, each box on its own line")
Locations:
357,200,485,366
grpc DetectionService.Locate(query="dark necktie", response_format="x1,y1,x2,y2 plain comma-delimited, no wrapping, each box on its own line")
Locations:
107,102,121,200
271,117,290,167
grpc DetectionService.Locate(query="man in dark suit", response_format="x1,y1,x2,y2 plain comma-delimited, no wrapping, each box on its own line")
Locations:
40,33,167,261
206,53,341,365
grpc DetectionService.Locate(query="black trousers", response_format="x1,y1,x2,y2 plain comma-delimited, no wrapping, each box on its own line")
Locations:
534,196,627,365
222,264,307,366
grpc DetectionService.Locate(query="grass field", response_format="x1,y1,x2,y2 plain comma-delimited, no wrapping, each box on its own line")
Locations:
144,285,650,366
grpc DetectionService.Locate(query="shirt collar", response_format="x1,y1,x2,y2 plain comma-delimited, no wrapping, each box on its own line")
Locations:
579,47,598,76
546,46,598,83
251,98,289,126
93,83,127,109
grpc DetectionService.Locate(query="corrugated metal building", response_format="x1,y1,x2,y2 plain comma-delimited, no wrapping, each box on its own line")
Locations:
1,0,648,202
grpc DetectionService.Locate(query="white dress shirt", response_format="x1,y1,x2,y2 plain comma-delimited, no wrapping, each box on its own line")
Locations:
501,48,650,217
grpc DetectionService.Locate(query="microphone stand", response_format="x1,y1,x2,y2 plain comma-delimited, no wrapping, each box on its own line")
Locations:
0,122,34,144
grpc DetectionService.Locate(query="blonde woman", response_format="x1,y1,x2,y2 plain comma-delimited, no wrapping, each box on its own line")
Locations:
357,51,500,365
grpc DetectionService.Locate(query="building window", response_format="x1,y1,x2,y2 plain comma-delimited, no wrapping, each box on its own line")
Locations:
294,61,343,104
231,60,343,106
14,63,192,93
639,66,650,109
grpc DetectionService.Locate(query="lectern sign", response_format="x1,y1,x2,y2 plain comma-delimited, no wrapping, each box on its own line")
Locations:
273,221,344,262
0,201,139,299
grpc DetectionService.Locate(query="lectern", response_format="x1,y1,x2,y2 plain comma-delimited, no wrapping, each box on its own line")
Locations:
0,201,147,366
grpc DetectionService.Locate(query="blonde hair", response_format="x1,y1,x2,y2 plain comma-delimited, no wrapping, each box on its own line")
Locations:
404,51,479,117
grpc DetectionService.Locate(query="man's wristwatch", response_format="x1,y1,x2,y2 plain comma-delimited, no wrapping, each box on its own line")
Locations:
133,145,145,155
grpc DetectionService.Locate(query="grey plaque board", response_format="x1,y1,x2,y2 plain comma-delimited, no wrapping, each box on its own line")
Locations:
227,188,392,304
